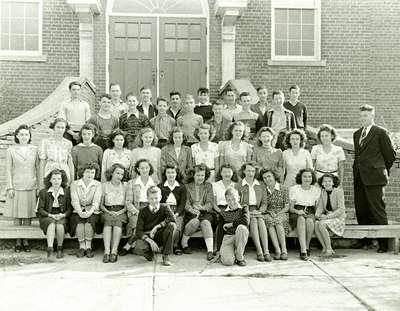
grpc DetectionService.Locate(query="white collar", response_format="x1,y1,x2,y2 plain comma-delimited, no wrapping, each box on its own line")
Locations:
363,123,374,133
225,204,242,211
134,176,155,187
267,182,280,193
164,180,180,190
48,187,64,196
241,179,260,187
77,179,97,190
149,203,160,213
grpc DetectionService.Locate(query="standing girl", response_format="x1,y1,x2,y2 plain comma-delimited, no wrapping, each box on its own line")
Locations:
37,169,72,259
5,125,38,252
101,163,128,263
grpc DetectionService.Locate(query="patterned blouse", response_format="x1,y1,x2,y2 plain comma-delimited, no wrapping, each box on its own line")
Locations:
39,137,72,180
70,179,102,214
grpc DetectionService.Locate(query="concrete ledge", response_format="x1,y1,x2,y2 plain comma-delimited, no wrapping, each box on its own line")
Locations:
0,55,47,62
267,59,327,67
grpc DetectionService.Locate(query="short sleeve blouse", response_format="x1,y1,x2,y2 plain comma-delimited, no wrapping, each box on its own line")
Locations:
191,142,219,169
311,144,345,175
289,185,321,206
219,140,252,172
103,182,126,206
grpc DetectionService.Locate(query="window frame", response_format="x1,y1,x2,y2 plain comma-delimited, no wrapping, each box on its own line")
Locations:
0,0,43,58
270,0,323,64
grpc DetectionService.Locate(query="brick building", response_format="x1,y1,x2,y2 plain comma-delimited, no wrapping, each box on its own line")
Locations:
0,0,399,222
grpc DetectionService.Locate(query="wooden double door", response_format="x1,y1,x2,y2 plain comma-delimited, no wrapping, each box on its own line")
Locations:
109,16,207,99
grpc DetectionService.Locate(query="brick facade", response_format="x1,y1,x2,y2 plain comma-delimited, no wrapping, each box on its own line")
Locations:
0,0,80,124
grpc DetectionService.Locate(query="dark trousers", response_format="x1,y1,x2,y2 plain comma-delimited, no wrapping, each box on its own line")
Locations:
354,174,388,250
136,223,176,255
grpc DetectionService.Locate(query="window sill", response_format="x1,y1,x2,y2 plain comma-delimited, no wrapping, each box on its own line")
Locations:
0,54,47,62
267,59,326,67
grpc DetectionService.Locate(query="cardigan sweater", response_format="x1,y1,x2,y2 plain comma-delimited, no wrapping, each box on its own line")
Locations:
37,187,72,217
316,188,346,219
158,182,187,216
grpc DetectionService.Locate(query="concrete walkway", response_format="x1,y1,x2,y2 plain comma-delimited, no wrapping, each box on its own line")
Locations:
1,249,399,311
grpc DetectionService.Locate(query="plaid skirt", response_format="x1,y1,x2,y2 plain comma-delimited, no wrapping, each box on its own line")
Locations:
320,215,346,236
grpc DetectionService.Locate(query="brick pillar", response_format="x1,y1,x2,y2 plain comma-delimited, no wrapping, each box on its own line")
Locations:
67,0,102,81
215,0,248,86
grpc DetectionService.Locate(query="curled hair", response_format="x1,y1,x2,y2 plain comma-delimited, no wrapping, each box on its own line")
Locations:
14,124,32,144
77,162,100,179
134,127,158,147
134,158,155,176
225,121,246,140
239,161,259,179
44,169,69,189
318,173,340,188
256,126,276,147
108,129,128,148
317,124,337,142
104,163,126,181
168,126,187,145
194,123,216,142
295,168,317,185
79,123,97,143
49,117,70,131
147,185,161,198
260,168,280,183
186,163,211,184
161,163,183,183
285,129,306,149
215,163,238,182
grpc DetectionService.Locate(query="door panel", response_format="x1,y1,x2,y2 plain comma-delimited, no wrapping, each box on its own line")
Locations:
109,17,157,97
159,18,207,98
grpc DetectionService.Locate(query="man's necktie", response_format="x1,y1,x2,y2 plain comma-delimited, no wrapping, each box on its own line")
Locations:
359,127,367,146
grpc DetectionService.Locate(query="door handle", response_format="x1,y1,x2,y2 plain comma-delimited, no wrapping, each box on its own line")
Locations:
152,70,156,85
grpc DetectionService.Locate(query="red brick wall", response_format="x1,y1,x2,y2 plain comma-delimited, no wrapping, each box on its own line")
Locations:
234,0,400,131
0,0,80,124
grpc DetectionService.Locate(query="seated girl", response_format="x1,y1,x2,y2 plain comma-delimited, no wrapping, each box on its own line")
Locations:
289,168,321,260
101,163,128,263
315,173,346,257
38,169,72,259
181,164,216,261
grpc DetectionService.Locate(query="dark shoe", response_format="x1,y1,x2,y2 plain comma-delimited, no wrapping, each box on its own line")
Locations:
182,246,192,254
119,248,130,256
377,248,388,253
257,253,264,262
306,249,311,257
207,251,214,261
23,244,31,252
264,253,272,262
56,246,63,259
76,248,86,258
280,253,288,261
47,247,53,259
143,251,154,262
109,254,118,263
173,248,183,256
102,254,110,263
300,252,308,261
236,260,247,267
15,245,22,253
162,255,172,266
86,248,94,258
273,252,281,260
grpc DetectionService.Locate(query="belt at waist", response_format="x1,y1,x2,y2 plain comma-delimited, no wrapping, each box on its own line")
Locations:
105,205,124,211
218,204,227,208
294,204,315,213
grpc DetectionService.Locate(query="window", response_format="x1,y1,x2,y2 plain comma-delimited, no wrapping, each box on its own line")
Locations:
270,0,324,65
0,0,43,57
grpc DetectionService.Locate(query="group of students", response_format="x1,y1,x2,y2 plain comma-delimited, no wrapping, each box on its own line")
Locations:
4,81,348,266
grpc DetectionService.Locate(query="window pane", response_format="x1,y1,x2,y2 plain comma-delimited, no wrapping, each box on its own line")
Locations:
140,38,151,51
1,18,9,34
288,24,301,40
127,38,138,51
127,23,138,37
1,34,9,49
288,9,301,24
25,19,38,35
25,3,39,18
275,24,287,40
275,9,287,23
115,38,125,51
275,40,287,56
140,23,151,37
190,24,201,37
11,18,24,34
190,39,200,52
165,39,175,52
1,2,9,17
302,9,314,24
177,24,188,37
11,2,24,18
115,23,125,36
288,40,301,55
177,39,188,52
302,41,314,56
165,24,175,37
25,35,38,50
10,34,24,50
302,25,314,41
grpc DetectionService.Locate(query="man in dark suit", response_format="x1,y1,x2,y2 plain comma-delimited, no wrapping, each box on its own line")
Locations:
353,104,396,252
